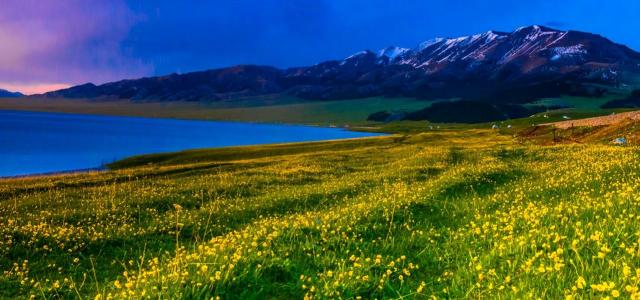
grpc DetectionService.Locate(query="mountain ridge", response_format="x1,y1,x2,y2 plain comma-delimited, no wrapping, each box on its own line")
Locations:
41,25,640,104
0,88,24,98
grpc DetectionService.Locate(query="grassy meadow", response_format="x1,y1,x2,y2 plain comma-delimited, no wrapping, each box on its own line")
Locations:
0,97,431,126
2,126,640,299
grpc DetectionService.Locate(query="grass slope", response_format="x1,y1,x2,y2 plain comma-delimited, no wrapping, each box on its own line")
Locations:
1,96,632,135
0,97,430,126
2,128,640,299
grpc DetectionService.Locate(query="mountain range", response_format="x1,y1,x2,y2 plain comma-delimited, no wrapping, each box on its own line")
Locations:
40,25,640,121
0,89,23,98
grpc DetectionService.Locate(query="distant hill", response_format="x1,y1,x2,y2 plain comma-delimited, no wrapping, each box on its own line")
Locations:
601,89,640,108
0,89,23,98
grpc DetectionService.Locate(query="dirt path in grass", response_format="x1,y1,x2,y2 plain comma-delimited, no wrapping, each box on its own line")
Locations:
547,110,640,128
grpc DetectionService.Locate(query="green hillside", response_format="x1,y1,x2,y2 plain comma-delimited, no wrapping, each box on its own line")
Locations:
0,97,432,126
2,127,640,299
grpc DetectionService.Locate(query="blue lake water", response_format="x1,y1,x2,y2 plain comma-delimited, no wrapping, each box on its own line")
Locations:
0,110,382,177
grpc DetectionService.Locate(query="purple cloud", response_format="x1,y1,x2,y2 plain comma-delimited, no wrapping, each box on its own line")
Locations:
0,0,152,93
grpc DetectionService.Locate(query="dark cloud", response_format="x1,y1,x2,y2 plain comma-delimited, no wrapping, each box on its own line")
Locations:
0,0,150,90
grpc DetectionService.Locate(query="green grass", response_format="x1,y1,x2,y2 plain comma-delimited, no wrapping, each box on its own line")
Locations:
0,97,431,126
3,94,640,298
362,106,634,134
1,94,635,132
3,128,640,299
526,95,619,110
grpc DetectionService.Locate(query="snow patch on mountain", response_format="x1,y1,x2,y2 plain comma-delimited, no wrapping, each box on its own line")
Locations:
340,51,372,66
344,51,369,60
550,45,587,61
378,47,412,60
418,38,446,50
414,31,508,65
482,30,507,42
515,25,558,33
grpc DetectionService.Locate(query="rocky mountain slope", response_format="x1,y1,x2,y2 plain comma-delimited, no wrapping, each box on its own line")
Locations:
43,25,640,104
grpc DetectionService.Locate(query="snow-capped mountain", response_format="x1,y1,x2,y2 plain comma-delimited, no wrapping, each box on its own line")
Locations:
283,25,639,100
347,25,636,72
44,25,640,102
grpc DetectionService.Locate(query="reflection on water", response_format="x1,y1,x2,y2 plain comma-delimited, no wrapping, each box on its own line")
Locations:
0,110,381,176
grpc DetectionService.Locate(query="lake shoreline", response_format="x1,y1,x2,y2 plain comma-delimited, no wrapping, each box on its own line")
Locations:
0,97,420,130
0,109,384,177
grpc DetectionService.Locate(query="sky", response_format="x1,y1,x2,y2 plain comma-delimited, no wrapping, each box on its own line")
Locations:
1,0,639,94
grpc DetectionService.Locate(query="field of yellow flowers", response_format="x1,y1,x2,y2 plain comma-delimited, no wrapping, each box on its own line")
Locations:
2,129,640,299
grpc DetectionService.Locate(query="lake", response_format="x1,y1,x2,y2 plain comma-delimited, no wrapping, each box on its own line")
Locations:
0,110,382,177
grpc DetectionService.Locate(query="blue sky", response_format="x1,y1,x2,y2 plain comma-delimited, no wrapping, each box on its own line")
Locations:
1,0,639,93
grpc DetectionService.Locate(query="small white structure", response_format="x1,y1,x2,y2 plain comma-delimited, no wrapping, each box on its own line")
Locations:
613,137,627,145
492,124,499,129
562,115,571,119
543,114,549,118
507,125,512,129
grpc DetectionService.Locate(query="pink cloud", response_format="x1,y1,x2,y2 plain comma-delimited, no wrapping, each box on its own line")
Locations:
0,0,153,89
0,82,71,95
